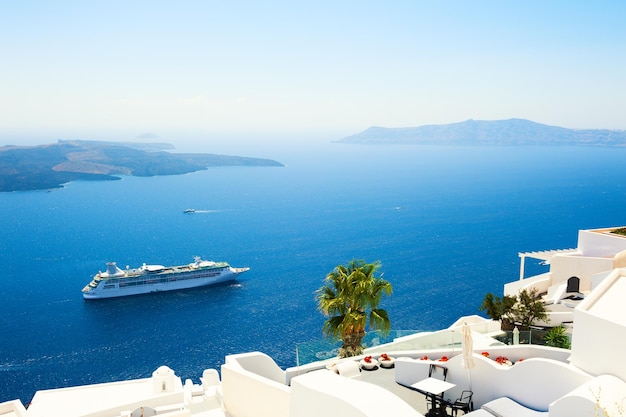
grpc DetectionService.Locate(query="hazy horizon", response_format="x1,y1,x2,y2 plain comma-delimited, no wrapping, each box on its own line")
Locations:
2,1,625,148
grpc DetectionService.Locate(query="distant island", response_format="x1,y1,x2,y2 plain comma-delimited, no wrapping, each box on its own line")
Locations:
0,140,284,192
336,118,626,146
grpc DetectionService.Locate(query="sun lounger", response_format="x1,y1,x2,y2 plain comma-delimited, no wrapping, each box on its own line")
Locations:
480,397,548,417
543,283,566,304
463,410,495,417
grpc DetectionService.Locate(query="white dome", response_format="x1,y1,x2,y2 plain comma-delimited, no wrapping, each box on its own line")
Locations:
614,250,626,268
153,365,174,377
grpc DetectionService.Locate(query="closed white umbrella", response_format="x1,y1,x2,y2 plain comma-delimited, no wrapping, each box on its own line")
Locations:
461,322,475,390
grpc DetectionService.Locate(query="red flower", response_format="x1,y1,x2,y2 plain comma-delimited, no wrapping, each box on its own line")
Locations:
481,352,489,357
381,353,390,361
364,356,372,363
495,356,509,364
439,356,449,362
420,355,429,360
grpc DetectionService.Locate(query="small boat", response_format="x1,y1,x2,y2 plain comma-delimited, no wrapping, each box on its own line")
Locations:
183,209,196,213
82,257,250,299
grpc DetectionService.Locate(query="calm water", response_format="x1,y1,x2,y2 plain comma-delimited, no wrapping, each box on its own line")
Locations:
1,143,625,403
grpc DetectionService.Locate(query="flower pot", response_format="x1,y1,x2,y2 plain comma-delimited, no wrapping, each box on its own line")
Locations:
360,358,378,370
379,357,395,368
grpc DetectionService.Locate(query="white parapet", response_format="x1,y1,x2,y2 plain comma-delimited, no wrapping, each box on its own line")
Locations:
290,369,423,417
221,352,290,417
0,399,28,417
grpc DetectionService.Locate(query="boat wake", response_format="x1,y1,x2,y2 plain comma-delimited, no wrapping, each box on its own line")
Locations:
0,363,29,371
183,209,226,214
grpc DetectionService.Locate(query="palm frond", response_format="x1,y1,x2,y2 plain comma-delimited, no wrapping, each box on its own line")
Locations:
316,259,393,344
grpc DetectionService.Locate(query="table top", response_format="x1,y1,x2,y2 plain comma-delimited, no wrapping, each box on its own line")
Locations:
411,377,456,396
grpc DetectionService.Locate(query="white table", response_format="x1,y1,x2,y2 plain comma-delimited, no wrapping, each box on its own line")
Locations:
411,377,456,396
411,377,456,416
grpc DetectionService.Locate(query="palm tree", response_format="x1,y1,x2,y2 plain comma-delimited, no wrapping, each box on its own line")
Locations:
316,260,393,358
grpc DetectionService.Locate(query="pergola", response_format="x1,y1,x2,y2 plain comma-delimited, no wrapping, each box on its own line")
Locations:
517,249,578,280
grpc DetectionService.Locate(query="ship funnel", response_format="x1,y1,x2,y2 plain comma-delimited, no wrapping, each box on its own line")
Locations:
105,262,124,277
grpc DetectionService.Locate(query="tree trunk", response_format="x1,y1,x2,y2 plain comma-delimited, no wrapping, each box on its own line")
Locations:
500,319,515,331
338,331,366,358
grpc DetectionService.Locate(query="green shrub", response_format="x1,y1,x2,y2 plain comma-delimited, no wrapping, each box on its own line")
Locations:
544,325,571,349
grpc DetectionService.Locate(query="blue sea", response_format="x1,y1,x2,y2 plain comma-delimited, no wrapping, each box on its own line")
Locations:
1,142,625,403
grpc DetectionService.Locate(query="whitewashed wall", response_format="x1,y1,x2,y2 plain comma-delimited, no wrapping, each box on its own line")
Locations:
578,229,626,258
571,269,626,382
221,352,290,417
395,353,591,411
290,370,423,417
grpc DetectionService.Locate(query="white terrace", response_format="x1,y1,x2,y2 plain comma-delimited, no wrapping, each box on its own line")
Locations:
506,227,626,326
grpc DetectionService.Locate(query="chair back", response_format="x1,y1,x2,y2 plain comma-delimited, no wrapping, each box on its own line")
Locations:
428,364,448,381
448,390,474,415
458,390,473,403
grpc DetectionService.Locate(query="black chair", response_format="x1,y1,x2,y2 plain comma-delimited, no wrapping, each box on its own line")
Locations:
447,390,473,416
426,396,450,417
424,364,449,415
428,364,448,381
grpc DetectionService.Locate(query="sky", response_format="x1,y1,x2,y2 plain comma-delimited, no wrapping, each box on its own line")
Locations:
1,1,625,149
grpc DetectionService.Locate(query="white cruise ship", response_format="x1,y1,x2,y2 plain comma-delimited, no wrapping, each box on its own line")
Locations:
4,226,626,417
81,257,250,299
